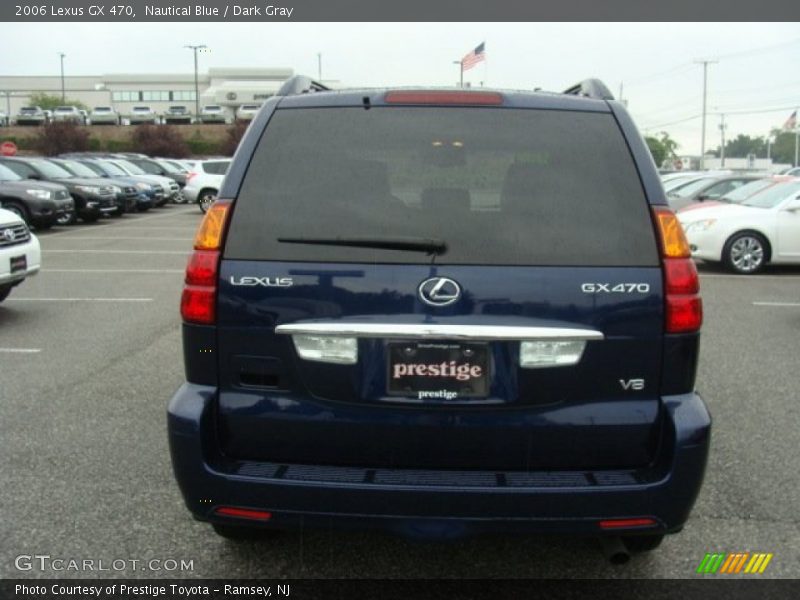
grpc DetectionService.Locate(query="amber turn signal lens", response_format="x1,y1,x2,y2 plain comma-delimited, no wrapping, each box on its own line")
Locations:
194,200,231,250
653,207,691,258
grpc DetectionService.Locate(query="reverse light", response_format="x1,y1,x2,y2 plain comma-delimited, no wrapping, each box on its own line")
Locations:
520,340,587,368
292,334,358,365
385,90,503,105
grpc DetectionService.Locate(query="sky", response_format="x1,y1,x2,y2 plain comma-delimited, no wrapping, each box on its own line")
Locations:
0,22,798,155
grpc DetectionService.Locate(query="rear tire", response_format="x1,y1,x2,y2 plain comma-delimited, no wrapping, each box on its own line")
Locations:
0,284,12,303
211,523,278,541
198,189,218,213
623,534,665,553
723,232,768,274
2,201,30,224
57,211,77,226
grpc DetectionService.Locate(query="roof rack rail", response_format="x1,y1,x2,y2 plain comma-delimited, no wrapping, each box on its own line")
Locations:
277,75,330,97
562,78,614,101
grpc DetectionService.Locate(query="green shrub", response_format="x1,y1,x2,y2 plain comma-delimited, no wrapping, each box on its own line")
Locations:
130,123,189,157
33,121,90,156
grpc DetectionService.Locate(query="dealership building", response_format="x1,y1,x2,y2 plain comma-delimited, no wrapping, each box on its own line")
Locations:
0,68,320,119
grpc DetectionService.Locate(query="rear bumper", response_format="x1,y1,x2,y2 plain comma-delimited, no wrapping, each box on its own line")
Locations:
168,384,711,536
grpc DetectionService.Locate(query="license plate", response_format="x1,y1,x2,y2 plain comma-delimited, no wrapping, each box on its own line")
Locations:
387,342,489,399
10,255,26,273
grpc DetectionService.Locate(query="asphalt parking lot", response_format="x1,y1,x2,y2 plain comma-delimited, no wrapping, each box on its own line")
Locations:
1,206,798,579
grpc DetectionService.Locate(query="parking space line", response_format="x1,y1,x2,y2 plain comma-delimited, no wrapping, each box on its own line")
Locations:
42,269,184,273
39,208,197,238
49,237,193,241
701,274,800,280
43,249,190,254
6,297,154,302
0,348,42,353
752,302,800,307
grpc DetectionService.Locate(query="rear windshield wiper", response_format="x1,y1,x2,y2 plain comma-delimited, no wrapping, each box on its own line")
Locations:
278,236,447,255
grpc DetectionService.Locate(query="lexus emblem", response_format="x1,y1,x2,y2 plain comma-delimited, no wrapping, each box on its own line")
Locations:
2,229,15,242
418,277,461,307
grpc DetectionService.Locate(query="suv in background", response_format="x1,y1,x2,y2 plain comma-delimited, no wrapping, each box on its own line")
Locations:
0,157,119,224
169,77,710,558
52,106,84,124
235,104,262,121
15,106,48,126
183,158,231,212
90,106,121,125
124,157,187,190
104,158,175,205
0,207,41,303
0,163,74,229
199,105,227,124
128,106,159,125
47,158,139,215
163,106,193,125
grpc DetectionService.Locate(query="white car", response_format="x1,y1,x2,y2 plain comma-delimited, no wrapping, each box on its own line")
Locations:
183,159,231,212
235,104,262,122
128,106,159,125
52,106,84,124
679,178,800,274
0,207,41,303
90,106,120,125
199,104,227,124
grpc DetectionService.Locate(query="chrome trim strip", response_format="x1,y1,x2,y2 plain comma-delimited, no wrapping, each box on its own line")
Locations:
275,323,604,341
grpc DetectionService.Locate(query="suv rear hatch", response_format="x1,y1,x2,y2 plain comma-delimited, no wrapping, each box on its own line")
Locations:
214,102,666,472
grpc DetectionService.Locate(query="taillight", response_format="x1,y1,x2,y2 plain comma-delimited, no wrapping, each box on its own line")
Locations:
652,207,702,333
186,171,197,182
384,90,503,105
181,200,231,324
214,506,272,521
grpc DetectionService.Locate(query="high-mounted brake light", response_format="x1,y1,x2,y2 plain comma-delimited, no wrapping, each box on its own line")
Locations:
653,207,702,333
181,200,232,324
385,90,503,106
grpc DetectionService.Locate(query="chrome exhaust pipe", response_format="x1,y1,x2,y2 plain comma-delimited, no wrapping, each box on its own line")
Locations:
599,536,631,565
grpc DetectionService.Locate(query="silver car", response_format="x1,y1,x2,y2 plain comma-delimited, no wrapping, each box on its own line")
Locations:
90,106,121,125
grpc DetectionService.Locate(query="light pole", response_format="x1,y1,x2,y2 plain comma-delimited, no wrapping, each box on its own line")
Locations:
694,59,718,170
317,53,322,80
718,114,727,168
452,60,463,88
58,52,66,102
184,44,207,121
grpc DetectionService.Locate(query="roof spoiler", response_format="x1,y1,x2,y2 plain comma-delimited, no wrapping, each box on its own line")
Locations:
562,78,614,101
277,75,330,96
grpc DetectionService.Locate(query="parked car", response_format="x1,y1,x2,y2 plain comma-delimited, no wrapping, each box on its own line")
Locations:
0,163,74,229
104,158,175,205
677,176,793,214
74,158,159,211
169,77,709,556
680,178,800,273
666,174,764,211
235,103,262,121
15,106,48,126
783,167,800,176
183,158,231,212
47,158,139,215
0,110,8,126
124,157,187,191
0,157,119,224
90,106,121,125
52,106,83,124
128,106,159,125
199,104,227,124
163,105,193,125
0,207,41,303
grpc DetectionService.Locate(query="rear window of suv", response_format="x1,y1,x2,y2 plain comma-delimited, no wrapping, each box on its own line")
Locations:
225,107,658,266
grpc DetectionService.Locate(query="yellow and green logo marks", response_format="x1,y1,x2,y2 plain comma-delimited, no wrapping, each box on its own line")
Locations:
696,552,773,575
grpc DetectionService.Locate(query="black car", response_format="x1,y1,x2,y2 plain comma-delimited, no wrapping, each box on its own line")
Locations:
0,157,121,224
123,157,187,189
74,158,160,211
169,76,710,558
0,163,74,229
47,158,143,215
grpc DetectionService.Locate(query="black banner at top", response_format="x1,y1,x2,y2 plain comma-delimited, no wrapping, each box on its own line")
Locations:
1,0,800,22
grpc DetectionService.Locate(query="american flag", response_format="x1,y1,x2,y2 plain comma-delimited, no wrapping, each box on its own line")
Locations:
461,42,486,72
783,110,797,130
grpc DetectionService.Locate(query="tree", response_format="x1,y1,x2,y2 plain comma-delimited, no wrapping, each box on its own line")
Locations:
714,134,767,159
130,123,189,157
644,132,680,168
28,92,88,111
33,121,90,156
769,129,798,165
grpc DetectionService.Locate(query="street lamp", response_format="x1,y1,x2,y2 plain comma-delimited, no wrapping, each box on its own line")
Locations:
452,60,463,88
184,44,207,121
317,53,322,81
58,53,66,102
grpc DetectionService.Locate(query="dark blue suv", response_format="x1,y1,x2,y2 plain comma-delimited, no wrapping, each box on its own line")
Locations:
169,77,710,557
